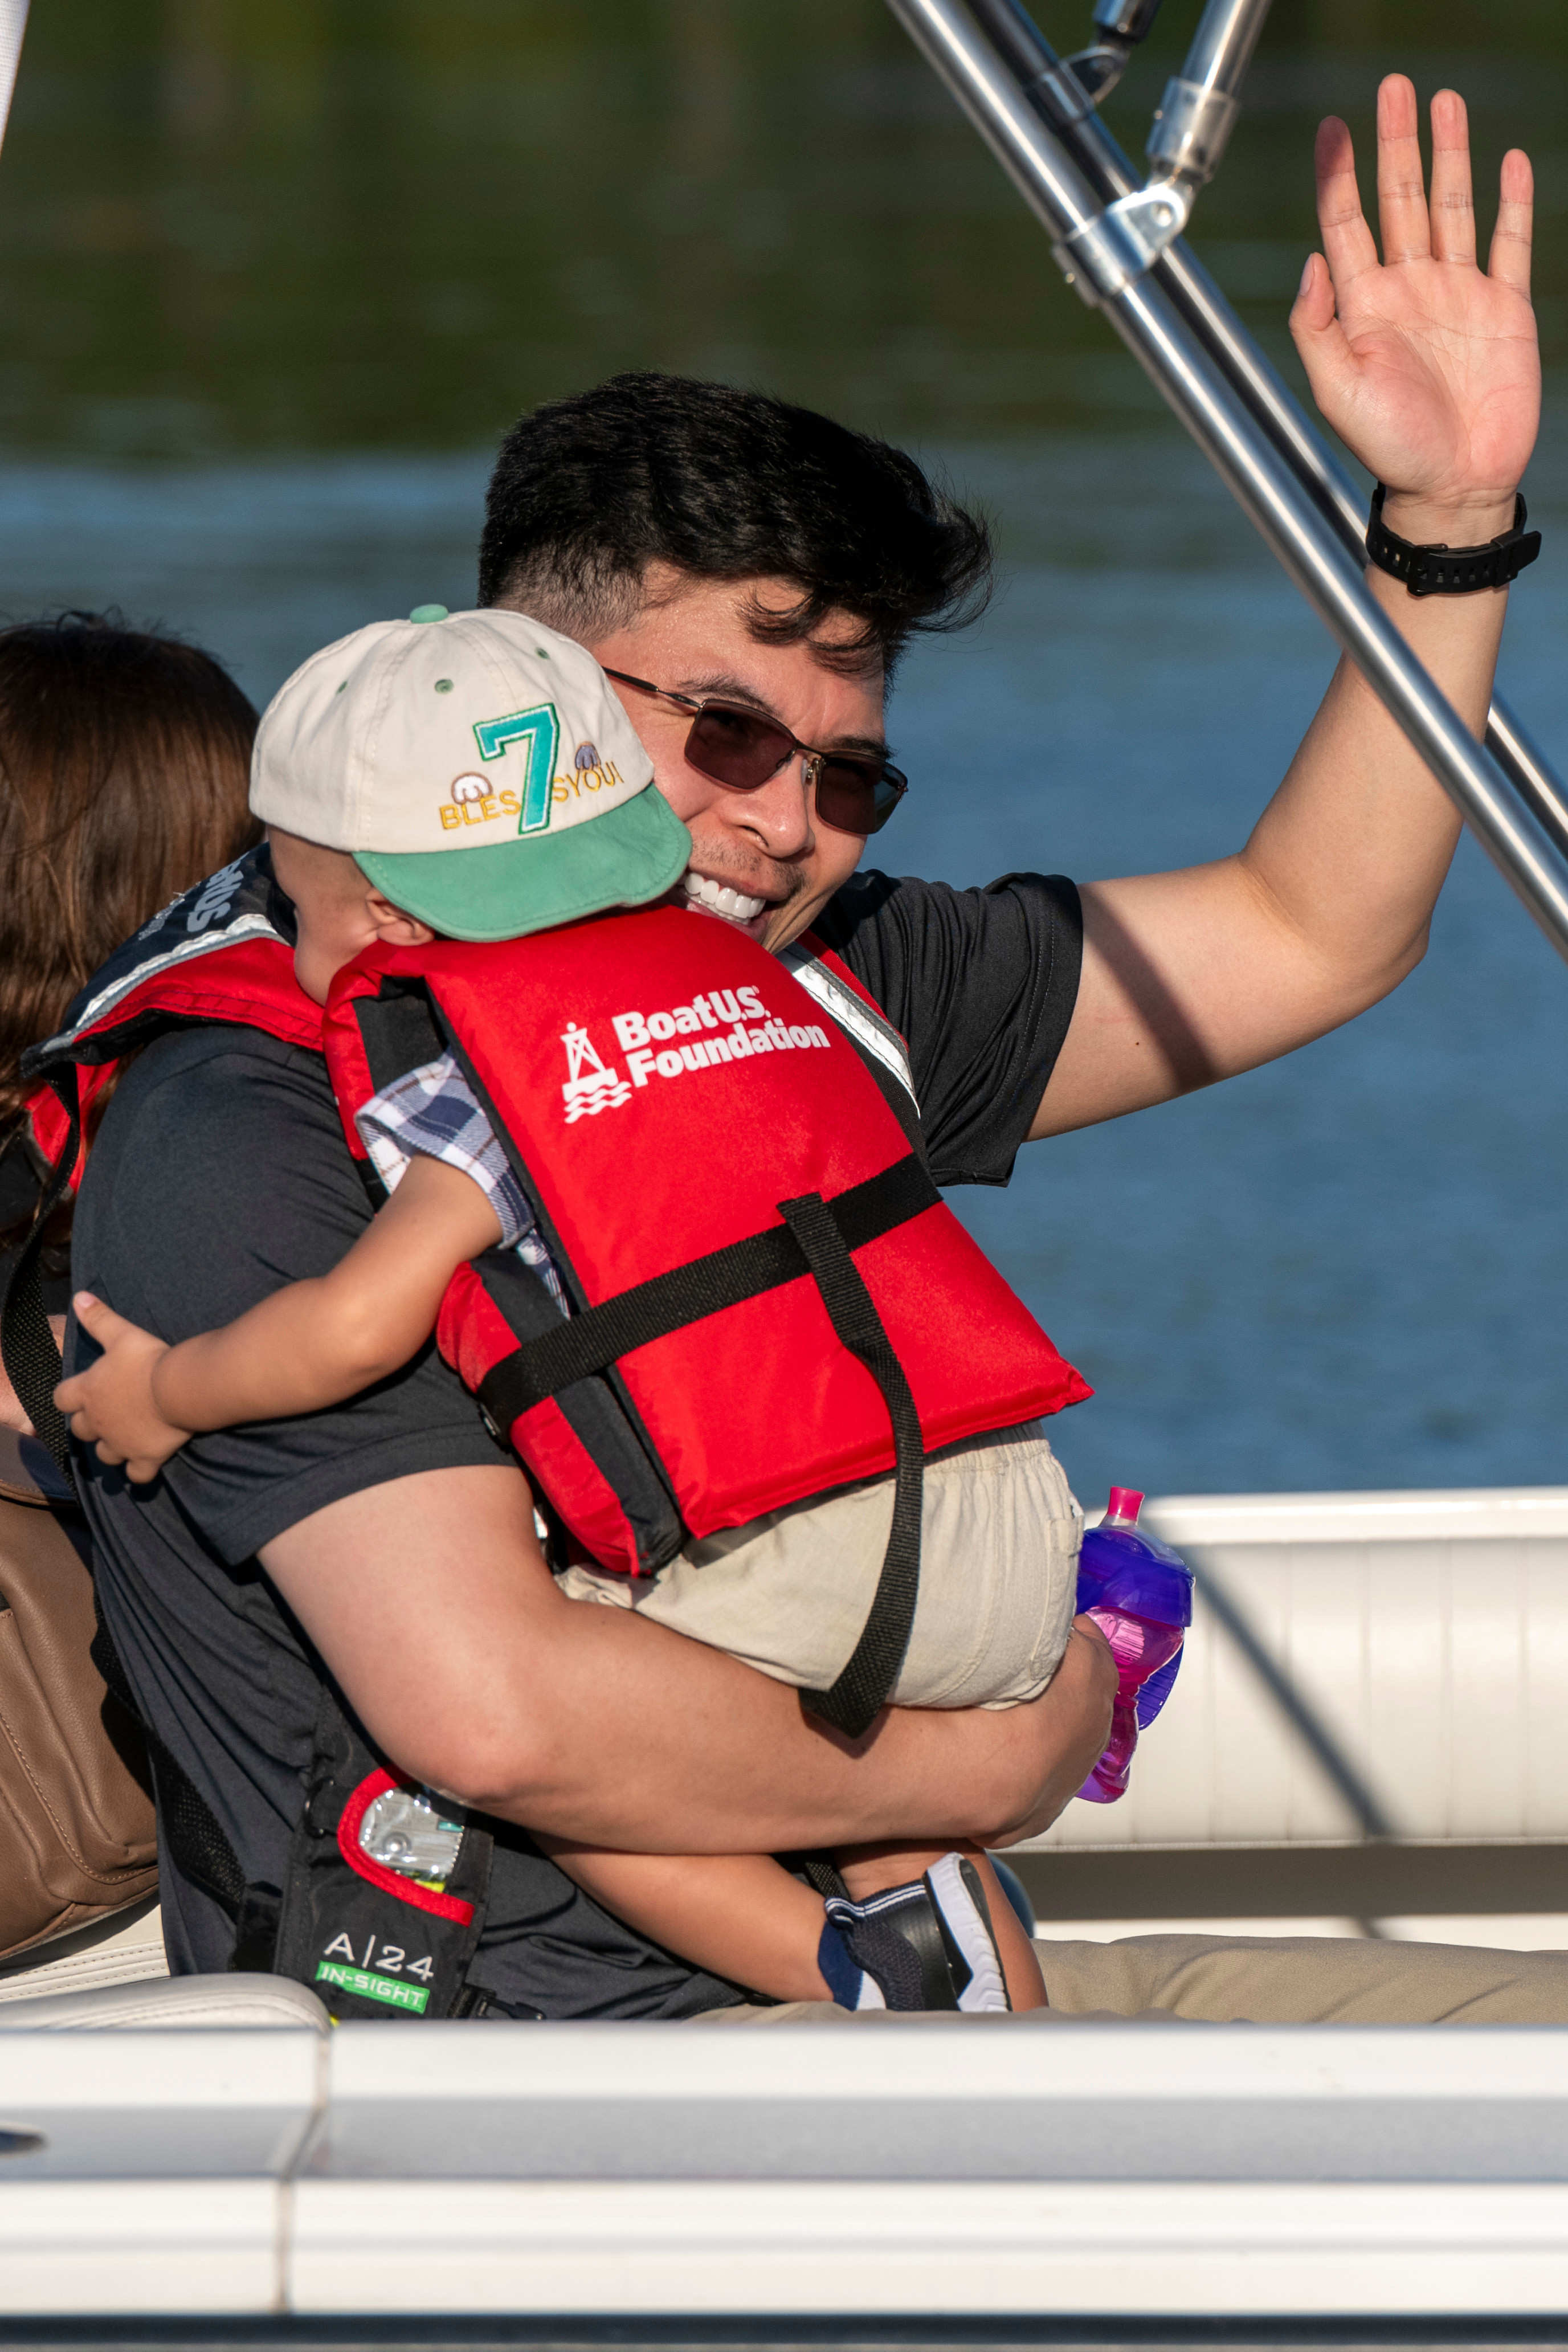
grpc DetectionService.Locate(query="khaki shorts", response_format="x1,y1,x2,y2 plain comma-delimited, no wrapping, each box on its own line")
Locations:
695,1932,1568,2026
556,1422,1082,1709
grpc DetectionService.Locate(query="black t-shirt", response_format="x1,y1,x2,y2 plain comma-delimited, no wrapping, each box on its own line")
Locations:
813,871,1080,1189
70,869,1081,2017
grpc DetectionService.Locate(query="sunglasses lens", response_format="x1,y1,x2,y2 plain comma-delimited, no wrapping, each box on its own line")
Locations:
685,705,794,792
681,699,908,837
815,759,907,836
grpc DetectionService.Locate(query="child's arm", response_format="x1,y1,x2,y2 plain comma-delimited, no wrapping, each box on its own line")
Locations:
55,1154,503,1481
535,1839,1047,2008
540,1842,836,2003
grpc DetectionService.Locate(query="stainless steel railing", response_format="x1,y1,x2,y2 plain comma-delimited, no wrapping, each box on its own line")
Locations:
0,3,27,159
885,0,1568,959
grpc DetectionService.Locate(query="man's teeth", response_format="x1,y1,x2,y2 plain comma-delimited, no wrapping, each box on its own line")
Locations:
681,869,766,923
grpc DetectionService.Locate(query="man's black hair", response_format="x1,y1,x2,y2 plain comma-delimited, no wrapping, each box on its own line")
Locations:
477,372,992,677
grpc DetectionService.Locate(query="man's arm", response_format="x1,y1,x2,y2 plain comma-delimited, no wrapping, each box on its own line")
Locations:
1034,79,1537,1140
260,1465,1115,1852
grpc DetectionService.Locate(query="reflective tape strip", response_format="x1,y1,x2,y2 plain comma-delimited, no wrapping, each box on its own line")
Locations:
780,948,918,1112
37,915,286,1056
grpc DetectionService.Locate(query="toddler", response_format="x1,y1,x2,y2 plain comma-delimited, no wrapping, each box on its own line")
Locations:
58,607,1093,2012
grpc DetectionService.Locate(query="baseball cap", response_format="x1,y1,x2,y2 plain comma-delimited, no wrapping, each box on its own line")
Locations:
250,606,691,941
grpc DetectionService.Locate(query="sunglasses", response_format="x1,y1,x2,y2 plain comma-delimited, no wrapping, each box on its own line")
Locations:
603,669,908,836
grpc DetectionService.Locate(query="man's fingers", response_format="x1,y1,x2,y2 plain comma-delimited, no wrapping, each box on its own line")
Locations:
1314,115,1379,289
1427,88,1475,267
1489,146,1534,298
1290,250,1339,337
1289,251,1354,392
1375,73,1430,264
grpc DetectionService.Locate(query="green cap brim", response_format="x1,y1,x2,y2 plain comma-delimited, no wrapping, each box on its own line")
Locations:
355,783,692,943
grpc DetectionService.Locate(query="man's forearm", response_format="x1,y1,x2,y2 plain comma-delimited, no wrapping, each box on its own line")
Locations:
1238,489,1510,995
1038,524,1510,1138
261,1467,1113,1853
463,1607,1114,1853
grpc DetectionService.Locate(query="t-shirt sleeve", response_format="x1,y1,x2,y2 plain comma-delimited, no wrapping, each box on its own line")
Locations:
67,1026,508,1566
813,870,1082,1188
357,1051,536,1250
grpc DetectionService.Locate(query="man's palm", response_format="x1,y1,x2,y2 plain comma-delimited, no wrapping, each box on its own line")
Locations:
1291,77,1537,518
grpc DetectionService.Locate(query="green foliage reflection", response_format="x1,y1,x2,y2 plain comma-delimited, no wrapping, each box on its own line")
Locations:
0,0,1561,455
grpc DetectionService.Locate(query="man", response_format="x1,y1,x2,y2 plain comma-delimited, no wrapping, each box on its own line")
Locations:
69,83,1568,2019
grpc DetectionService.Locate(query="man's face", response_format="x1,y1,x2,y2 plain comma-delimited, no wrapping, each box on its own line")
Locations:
580,570,888,956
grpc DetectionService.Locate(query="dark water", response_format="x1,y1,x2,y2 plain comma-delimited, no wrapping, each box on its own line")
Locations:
1,2,1566,1502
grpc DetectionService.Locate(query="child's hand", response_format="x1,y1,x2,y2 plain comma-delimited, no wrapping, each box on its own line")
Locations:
54,1294,193,1484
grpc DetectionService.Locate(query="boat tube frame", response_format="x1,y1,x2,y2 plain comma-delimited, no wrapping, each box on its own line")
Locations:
884,0,1568,966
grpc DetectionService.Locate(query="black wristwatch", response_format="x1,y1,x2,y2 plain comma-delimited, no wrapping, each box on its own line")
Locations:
1366,483,1541,597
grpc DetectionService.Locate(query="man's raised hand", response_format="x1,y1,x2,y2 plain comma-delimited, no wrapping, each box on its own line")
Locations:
1290,75,1538,539
54,1293,191,1484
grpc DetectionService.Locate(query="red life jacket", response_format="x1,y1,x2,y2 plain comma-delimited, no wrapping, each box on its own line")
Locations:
27,851,1091,1734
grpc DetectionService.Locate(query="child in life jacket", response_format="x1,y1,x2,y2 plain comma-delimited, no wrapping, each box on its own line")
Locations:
55,608,1096,2015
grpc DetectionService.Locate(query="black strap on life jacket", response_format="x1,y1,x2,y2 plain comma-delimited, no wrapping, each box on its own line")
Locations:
776,1190,925,1740
477,1151,941,1738
477,1154,938,1423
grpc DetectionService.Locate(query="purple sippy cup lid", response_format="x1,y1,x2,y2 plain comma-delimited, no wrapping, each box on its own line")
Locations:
1105,1487,1145,1525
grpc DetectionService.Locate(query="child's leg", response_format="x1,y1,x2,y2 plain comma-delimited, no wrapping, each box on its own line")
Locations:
534,1833,1044,2010
835,1839,1047,2010
536,1836,833,2002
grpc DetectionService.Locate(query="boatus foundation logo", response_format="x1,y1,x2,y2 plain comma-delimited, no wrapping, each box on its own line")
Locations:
560,986,834,1124
561,1024,632,1122
439,704,629,838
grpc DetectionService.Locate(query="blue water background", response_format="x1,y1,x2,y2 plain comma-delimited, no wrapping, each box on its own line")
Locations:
2,428,1562,1505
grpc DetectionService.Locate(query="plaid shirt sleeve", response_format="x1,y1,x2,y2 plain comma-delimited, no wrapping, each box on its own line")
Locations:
355,1054,569,1315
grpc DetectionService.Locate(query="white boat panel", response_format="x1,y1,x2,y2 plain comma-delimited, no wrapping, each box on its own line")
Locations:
297,2019,1568,2315
288,2178,1568,2318
0,2180,283,2316
308,2019,1568,2182
1026,1487,1568,1851
0,2028,322,2314
1140,1487,1568,1545
0,2027,322,2173
6,2017,1568,2314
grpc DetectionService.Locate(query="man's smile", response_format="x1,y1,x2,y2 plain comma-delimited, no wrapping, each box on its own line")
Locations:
680,867,769,928
676,861,801,946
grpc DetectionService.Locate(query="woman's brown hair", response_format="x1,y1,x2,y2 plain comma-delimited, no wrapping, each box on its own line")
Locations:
0,611,260,1129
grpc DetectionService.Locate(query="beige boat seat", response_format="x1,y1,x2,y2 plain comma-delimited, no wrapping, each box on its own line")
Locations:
0,1897,324,2027
0,1972,329,2030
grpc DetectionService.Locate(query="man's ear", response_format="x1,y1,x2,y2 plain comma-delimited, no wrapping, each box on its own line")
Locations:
365,889,436,948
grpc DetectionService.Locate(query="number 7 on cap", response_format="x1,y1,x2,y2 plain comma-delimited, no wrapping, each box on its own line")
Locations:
472,703,561,835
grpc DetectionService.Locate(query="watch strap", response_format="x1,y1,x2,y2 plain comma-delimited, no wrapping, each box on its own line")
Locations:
1366,484,1541,597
